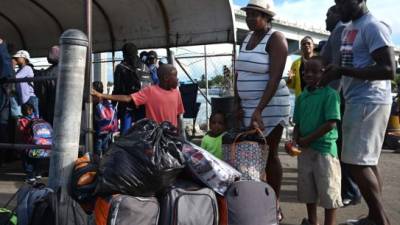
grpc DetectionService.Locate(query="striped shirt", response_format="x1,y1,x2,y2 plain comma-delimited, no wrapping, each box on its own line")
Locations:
235,30,290,135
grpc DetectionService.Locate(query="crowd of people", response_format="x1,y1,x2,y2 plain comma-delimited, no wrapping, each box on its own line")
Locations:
0,0,398,224
232,0,396,225
0,42,60,181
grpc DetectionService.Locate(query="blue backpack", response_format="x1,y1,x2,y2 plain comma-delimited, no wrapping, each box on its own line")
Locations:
28,119,53,158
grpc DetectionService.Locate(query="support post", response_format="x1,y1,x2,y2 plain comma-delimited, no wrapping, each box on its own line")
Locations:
48,29,88,189
84,0,94,153
204,45,209,130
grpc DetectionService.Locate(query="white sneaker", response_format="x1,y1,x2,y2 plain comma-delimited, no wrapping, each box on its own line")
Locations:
341,218,376,225
25,178,36,184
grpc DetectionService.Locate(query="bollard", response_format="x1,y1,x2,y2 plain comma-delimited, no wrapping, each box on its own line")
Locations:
48,29,88,189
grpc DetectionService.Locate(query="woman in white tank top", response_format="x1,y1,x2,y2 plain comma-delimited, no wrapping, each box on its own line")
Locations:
235,0,290,221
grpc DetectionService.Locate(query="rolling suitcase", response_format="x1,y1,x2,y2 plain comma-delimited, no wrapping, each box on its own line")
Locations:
219,181,278,225
159,180,218,225
107,195,159,225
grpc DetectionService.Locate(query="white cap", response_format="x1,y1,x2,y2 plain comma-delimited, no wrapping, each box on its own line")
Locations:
13,50,31,61
241,0,276,17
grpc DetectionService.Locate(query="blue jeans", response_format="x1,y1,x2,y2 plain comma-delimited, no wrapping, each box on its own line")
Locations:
94,133,112,157
120,110,134,135
119,107,145,135
26,96,40,118
22,153,40,179
337,101,361,201
341,163,362,200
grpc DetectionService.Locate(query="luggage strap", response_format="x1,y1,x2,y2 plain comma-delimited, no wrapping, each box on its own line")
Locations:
230,128,267,162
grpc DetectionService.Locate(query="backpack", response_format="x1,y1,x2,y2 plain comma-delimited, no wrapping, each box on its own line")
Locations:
158,180,219,225
28,119,53,158
0,188,19,225
70,153,98,212
218,181,278,225
0,208,17,225
95,101,118,135
29,187,88,225
16,183,53,225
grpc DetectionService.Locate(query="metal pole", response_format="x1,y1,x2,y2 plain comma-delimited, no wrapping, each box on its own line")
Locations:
232,42,237,77
48,29,88,189
84,0,93,153
204,45,209,130
232,42,237,96
167,48,173,64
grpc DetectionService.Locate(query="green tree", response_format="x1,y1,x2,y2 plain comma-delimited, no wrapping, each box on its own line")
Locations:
210,75,224,87
197,74,226,88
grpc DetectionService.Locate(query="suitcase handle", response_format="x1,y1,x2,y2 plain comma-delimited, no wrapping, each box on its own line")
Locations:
230,128,267,163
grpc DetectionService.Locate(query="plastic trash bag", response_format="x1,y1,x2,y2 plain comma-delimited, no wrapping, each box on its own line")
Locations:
96,119,186,196
181,142,241,195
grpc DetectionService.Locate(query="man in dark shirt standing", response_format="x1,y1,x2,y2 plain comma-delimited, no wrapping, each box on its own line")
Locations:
112,43,143,134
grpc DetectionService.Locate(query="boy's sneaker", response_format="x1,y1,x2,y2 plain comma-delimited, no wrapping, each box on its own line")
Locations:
35,175,42,180
25,178,36,184
342,197,361,207
340,218,376,225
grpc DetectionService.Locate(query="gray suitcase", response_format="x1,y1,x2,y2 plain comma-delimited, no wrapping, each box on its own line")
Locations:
107,195,159,225
223,181,278,225
159,181,218,225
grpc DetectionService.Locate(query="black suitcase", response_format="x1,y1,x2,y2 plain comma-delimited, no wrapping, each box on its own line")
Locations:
220,181,278,225
107,195,159,225
159,180,219,225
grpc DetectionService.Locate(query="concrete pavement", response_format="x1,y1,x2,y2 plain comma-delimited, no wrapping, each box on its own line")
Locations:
0,147,399,224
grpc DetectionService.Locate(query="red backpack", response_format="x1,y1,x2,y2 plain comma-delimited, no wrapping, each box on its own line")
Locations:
95,101,118,135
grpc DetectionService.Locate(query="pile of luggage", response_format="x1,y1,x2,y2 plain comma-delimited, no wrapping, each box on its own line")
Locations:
5,119,278,225
70,119,279,225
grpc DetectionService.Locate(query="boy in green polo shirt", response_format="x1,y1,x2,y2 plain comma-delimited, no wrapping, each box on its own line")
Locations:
293,56,342,225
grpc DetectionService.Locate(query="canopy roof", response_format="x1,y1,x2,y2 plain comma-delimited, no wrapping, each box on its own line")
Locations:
0,0,236,57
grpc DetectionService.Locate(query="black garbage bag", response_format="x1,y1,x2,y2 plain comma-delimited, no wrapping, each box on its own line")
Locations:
96,119,186,196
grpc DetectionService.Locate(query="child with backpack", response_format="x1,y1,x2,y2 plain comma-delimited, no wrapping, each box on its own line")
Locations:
292,56,342,225
201,111,226,159
91,64,184,129
92,81,118,158
18,103,52,183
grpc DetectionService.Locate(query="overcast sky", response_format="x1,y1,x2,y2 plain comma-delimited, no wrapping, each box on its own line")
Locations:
234,0,400,45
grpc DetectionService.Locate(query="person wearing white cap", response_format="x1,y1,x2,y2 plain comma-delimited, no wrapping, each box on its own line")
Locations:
13,50,39,117
234,0,290,222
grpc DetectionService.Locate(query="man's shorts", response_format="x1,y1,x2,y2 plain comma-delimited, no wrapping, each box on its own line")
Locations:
341,104,391,166
297,148,343,209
